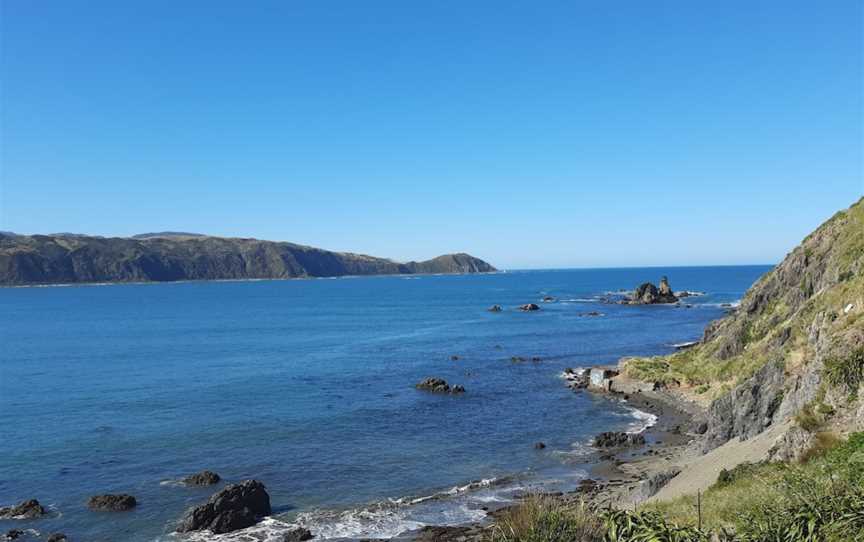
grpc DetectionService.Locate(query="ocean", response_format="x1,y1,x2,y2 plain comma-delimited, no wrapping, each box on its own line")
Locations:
0,266,770,541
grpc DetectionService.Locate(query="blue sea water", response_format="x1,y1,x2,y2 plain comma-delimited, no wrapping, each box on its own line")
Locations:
0,266,770,541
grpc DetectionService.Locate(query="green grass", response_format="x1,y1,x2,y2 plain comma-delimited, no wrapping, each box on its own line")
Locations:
645,432,864,541
824,346,864,397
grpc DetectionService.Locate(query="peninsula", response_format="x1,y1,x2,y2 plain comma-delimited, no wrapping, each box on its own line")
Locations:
0,232,496,286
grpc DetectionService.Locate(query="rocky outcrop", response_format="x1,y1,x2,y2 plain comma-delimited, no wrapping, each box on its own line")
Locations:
593,431,646,448
702,361,786,452
632,468,682,502
0,233,496,285
281,527,314,542
183,470,221,486
87,494,137,511
0,499,45,519
177,479,271,534
415,378,465,394
628,277,679,304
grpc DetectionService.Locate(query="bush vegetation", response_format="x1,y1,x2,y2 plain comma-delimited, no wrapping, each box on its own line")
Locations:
490,433,864,542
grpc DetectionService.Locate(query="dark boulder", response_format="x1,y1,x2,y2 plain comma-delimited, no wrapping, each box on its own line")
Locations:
415,378,464,394
534,442,546,449
518,303,541,311
281,527,314,542
5,530,24,541
592,431,646,448
0,499,45,519
177,479,271,534
183,470,221,486
87,494,137,511
46,535,67,542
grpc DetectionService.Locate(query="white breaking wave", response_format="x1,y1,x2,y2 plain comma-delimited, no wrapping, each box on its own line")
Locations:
626,406,658,433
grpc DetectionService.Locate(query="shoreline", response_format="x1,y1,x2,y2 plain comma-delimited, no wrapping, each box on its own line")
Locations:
405,386,704,541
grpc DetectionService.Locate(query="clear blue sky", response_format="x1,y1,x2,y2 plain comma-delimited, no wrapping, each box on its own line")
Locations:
1,1,861,269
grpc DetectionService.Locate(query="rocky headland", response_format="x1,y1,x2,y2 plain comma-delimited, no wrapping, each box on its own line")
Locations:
0,232,495,285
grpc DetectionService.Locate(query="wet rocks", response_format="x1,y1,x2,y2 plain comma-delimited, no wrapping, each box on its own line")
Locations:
415,378,465,394
87,494,137,511
0,499,45,519
563,368,590,389
487,305,503,312
592,431,646,448
281,527,314,542
534,442,546,449
4,530,24,541
177,479,271,534
183,470,221,486
518,303,540,311
46,535,67,542
541,296,555,303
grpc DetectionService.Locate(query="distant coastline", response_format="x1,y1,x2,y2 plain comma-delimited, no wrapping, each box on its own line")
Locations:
0,231,496,286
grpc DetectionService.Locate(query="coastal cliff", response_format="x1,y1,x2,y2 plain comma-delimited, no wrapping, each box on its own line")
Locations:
624,197,864,454
0,233,496,285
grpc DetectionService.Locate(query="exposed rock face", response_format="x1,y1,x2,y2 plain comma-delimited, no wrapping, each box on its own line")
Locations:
87,494,137,511
183,470,221,486
518,303,541,311
629,277,679,304
632,468,682,502
0,233,496,285
0,499,45,519
702,361,786,452
178,479,271,534
415,378,465,394
593,431,646,448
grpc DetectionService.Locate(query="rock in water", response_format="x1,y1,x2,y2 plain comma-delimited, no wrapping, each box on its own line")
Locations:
592,431,646,448
629,276,679,304
87,494,137,511
415,378,465,394
46,534,67,542
177,479,271,534
534,442,546,449
518,303,541,311
0,499,45,519
487,304,503,312
183,470,221,486
5,530,24,540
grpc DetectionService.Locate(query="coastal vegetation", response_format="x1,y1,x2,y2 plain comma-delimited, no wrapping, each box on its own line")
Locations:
492,431,864,541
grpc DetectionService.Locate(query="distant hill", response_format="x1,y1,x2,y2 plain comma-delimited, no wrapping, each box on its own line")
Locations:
0,233,496,285
131,232,207,239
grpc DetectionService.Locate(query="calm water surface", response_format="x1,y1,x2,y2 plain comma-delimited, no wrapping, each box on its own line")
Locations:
0,266,769,541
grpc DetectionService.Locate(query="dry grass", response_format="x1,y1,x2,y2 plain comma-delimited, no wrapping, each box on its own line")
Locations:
490,496,603,542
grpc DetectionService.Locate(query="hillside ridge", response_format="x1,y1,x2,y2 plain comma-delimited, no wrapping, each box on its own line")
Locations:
0,232,496,285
